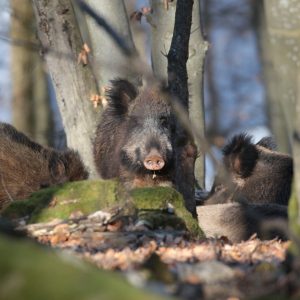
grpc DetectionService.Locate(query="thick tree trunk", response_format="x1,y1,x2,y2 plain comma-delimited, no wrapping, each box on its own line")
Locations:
151,0,207,188
11,0,52,146
32,0,100,178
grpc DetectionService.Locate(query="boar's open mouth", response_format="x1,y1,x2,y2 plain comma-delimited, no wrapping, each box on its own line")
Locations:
120,149,174,176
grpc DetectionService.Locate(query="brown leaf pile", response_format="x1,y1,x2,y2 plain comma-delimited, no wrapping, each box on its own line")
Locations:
17,210,298,299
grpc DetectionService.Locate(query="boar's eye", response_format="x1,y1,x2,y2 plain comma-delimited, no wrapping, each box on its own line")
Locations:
159,116,169,128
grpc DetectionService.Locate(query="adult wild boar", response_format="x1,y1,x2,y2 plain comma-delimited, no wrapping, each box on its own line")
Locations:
93,79,175,189
197,133,293,242
205,134,293,206
0,123,88,210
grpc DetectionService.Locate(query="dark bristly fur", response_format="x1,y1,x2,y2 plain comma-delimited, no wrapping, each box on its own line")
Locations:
0,123,88,210
197,202,288,242
209,133,293,205
93,78,175,189
199,133,293,242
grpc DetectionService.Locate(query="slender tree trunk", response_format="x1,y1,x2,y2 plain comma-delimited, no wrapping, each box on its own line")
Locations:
187,1,208,187
11,0,52,146
151,0,207,188
167,0,197,215
32,0,100,178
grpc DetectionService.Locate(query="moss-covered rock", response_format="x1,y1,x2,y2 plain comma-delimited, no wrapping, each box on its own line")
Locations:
2,180,121,223
1,180,202,236
130,187,202,237
0,234,167,300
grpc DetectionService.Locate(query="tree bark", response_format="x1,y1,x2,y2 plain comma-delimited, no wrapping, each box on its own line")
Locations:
167,0,197,215
187,1,208,188
32,0,100,178
151,0,207,188
262,0,300,231
260,1,293,153
83,0,137,86
11,0,52,146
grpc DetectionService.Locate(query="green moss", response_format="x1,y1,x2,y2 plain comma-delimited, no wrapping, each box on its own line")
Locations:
288,183,300,255
0,234,167,300
2,180,121,223
2,182,202,236
130,187,203,237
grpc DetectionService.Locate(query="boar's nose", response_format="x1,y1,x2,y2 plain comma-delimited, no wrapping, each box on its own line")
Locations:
143,151,165,171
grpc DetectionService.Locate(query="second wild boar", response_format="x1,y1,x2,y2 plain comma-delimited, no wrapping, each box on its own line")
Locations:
0,123,88,210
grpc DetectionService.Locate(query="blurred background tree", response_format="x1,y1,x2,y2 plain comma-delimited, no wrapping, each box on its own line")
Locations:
10,0,53,146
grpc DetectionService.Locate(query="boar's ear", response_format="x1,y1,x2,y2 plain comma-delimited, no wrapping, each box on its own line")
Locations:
222,134,259,178
106,79,137,115
256,136,277,150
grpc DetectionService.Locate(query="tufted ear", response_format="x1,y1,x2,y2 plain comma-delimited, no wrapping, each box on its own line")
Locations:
106,78,138,115
256,136,277,150
222,134,259,178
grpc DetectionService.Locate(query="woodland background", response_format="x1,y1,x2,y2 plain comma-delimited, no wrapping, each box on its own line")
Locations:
1,0,300,299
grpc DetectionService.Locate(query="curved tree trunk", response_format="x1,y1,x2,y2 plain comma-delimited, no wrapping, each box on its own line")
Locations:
32,0,100,178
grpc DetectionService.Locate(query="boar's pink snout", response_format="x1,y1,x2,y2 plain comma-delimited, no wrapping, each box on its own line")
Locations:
143,150,165,171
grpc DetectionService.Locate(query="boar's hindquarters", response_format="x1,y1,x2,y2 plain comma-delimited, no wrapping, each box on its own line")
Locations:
197,202,288,243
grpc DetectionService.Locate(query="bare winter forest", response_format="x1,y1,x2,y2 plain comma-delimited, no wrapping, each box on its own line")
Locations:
1,0,300,299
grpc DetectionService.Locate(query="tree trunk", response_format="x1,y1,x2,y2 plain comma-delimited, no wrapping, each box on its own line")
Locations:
11,0,52,146
262,0,300,234
83,0,137,86
151,0,207,188
260,1,292,153
32,0,100,178
167,0,196,215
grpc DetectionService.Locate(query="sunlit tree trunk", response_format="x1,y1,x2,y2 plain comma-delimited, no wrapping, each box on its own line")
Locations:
263,0,300,238
32,0,100,177
260,1,292,153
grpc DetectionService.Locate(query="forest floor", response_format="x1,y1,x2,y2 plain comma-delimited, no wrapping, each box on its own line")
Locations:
16,210,300,300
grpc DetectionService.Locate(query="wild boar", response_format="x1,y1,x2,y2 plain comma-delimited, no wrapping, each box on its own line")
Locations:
197,133,292,242
93,79,175,189
205,134,293,206
197,202,288,242
0,123,88,209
